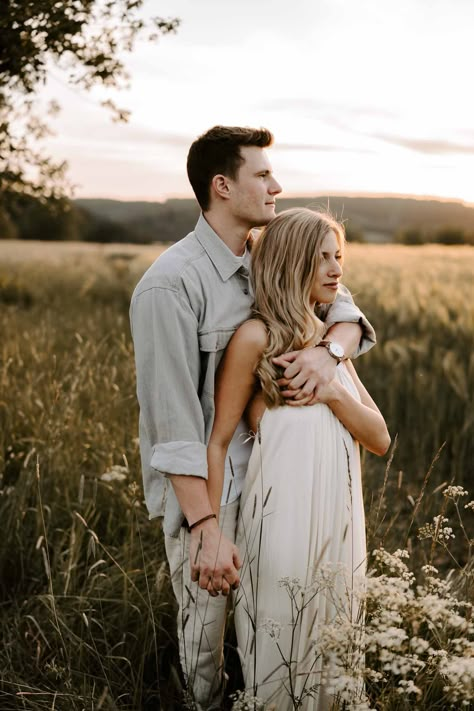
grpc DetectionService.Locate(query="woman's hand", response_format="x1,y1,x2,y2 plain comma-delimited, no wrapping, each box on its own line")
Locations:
273,346,338,405
279,374,341,407
310,378,342,404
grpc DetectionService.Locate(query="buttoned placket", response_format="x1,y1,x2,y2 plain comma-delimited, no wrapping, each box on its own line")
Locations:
237,265,251,297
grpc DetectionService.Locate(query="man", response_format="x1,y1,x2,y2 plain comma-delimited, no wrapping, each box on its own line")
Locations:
130,125,375,709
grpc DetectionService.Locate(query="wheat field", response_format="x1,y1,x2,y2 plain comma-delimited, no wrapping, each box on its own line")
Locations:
0,240,473,709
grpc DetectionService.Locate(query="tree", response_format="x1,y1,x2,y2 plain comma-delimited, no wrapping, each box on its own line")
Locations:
396,228,425,245
0,0,179,221
344,224,366,243
433,227,467,245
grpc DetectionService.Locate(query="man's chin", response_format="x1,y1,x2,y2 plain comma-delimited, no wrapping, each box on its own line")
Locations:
259,210,276,227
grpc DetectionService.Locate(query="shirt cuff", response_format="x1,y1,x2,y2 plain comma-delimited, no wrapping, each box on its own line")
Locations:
151,440,208,478
324,309,377,358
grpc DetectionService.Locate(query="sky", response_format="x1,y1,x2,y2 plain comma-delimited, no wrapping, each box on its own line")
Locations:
43,0,474,204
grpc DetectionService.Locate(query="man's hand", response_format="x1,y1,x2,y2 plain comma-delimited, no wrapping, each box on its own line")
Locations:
189,519,242,597
273,346,337,406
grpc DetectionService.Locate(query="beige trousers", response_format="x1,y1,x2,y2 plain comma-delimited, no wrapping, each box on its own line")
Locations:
164,500,239,711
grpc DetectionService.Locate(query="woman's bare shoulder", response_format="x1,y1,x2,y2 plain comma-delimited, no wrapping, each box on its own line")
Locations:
235,318,268,348
232,318,268,351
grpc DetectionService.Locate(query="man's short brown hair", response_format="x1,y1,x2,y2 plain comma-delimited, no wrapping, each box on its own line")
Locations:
186,125,274,211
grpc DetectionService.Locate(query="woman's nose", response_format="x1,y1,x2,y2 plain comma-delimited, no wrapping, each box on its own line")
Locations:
330,260,343,277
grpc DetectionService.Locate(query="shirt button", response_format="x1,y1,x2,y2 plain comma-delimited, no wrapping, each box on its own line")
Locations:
243,288,249,295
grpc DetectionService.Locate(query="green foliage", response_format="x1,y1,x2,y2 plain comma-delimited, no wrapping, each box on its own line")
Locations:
434,227,473,245
396,228,426,245
0,0,179,203
397,225,474,245
344,224,366,242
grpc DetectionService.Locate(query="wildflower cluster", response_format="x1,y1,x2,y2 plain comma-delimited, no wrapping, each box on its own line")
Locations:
316,547,474,708
230,690,266,710
443,485,469,501
418,514,455,542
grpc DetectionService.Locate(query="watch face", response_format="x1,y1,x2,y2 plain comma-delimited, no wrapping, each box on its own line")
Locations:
329,342,345,358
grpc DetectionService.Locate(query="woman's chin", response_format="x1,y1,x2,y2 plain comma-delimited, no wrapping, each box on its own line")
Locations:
315,292,338,306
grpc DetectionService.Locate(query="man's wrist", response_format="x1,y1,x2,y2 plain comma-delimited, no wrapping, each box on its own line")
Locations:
316,340,346,364
188,514,219,534
188,513,216,532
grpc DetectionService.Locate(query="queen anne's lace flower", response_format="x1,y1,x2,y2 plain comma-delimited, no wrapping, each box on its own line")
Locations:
240,492,473,711
443,485,468,500
258,617,282,640
418,515,455,542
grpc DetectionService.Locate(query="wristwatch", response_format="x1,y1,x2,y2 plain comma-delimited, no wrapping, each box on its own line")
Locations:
316,340,346,365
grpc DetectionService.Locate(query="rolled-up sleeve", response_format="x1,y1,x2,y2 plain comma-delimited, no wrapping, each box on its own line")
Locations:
130,285,208,479
318,284,376,357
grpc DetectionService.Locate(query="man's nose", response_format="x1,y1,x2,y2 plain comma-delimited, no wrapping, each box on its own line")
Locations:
269,177,282,195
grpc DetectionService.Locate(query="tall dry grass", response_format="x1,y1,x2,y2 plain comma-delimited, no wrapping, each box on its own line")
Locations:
0,240,473,709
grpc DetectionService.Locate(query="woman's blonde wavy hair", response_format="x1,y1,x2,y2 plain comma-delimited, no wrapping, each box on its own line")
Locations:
251,207,345,408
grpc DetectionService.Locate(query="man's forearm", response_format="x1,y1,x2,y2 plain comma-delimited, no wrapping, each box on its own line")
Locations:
325,321,362,358
168,474,214,527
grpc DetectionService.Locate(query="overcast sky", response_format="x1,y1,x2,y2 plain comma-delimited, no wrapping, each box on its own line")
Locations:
43,0,474,203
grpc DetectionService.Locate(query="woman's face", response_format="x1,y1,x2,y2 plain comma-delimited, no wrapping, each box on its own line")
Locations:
309,230,343,306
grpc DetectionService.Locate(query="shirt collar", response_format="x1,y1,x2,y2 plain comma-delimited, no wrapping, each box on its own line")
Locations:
194,213,250,282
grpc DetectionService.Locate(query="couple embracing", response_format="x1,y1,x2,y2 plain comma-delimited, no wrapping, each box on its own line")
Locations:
130,126,390,710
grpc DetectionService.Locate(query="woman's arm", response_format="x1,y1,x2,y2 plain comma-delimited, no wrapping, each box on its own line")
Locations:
207,320,268,517
316,360,391,456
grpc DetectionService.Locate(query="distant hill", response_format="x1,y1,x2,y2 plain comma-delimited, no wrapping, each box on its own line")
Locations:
75,196,474,244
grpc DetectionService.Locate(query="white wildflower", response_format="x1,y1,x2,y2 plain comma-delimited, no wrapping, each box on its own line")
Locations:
230,690,265,710
278,576,303,594
443,485,468,500
397,678,421,697
372,548,412,579
365,668,385,683
367,626,408,653
383,653,425,676
410,636,430,654
418,592,467,629
440,655,474,703
464,500,474,511
418,515,455,542
258,617,282,640
101,465,128,482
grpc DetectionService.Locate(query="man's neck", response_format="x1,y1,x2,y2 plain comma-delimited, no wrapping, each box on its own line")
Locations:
203,210,250,257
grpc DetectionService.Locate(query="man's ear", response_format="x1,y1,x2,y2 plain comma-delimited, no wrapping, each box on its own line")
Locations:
211,174,231,201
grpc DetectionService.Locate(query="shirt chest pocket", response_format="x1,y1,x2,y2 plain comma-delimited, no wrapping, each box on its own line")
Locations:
198,329,235,398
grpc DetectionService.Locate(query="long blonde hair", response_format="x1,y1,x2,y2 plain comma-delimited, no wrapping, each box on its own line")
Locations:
251,208,345,407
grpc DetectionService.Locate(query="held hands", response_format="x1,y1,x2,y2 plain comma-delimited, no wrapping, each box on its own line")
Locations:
273,346,339,406
189,518,242,597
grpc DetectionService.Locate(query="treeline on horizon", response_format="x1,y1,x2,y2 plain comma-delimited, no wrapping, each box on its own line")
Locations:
1,193,474,245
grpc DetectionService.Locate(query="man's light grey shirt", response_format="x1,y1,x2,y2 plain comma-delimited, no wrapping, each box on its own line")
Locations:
130,214,376,537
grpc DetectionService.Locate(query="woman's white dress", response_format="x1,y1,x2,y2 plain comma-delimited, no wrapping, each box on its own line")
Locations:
234,363,366,710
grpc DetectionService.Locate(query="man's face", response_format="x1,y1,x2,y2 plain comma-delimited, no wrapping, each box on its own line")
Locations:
228,146,282,228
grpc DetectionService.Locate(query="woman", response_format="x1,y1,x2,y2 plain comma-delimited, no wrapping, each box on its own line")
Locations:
207,208,390,709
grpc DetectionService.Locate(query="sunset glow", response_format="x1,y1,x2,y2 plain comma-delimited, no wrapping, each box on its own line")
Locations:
42,0,474,204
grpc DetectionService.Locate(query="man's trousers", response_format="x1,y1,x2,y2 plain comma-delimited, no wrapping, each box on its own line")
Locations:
164,500,239,710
